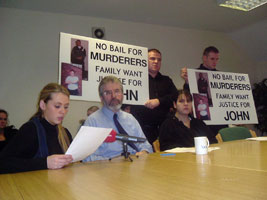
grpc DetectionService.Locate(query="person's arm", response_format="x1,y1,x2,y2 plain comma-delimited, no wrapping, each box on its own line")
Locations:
0,122,73,174
0,122,47,174
181,67,191,91
180,67,188,83
73,76,79,84
82,48,86,58
46,127,73,169
71,47,76,63
183,82,190,91
65,76,71,84
47,154,73,169
144,99,160,109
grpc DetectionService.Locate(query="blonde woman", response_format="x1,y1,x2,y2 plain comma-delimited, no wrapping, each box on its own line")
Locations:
0,83,73,174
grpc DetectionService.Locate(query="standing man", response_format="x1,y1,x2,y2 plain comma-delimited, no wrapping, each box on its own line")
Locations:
131,49,178,145
83,76,152,162
180,46,227,136
71,39,87,80
181,46,219,91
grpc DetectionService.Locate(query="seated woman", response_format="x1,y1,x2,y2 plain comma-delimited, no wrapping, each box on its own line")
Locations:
159,90,217,151
0,109,18,152
0,83,73,174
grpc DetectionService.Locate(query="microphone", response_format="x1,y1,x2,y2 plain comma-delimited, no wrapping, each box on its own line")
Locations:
104,129,146,143
115,134,146,143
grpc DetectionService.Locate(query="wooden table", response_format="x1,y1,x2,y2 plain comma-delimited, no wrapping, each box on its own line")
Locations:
1,140,267,200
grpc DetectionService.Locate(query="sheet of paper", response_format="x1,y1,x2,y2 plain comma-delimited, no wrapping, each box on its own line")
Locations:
66,126,112,162
246,137,267,141
164,147,220,153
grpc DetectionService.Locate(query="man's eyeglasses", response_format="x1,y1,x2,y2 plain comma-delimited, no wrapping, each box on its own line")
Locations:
102,89,122,96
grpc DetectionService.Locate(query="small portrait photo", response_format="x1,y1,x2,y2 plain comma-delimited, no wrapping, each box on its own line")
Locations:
70,38,89,81
61,63,82,96
193,93,211,121
195,72,213,107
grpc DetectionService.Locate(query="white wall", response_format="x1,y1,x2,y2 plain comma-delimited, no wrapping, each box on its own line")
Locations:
228,19,267,63
228,19,267,84
0,7,257,135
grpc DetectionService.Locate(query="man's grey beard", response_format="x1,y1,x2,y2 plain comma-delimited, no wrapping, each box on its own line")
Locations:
107,103,122,112
102,97,123,112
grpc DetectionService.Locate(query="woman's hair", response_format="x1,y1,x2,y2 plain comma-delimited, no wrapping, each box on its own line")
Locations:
31,83,71,152
0,109,8,116
175,89,192,102
0,109,9,126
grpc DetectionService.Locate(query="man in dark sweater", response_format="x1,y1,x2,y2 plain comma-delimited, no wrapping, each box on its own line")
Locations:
181,46,219,90
131,49,178,145
180,46,228,136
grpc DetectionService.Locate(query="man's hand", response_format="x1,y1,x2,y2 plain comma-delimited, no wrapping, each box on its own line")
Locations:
144,99,160,109
47,154,73,170
136,150,149,157
180,67,188,83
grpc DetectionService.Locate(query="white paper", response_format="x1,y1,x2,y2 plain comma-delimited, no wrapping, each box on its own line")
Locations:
246,137,267,141
164,147,220,153
66,126,112,162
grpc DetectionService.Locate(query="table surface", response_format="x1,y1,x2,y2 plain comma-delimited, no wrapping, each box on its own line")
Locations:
1,139,267,200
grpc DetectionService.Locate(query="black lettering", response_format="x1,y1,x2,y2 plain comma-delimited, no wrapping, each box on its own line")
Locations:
224,111,250,121
124,89,138,101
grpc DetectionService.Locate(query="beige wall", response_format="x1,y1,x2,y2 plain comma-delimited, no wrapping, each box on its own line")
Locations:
0,7,259,135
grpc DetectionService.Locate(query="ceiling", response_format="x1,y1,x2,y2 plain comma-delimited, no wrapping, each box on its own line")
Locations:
1,0,267,32
1,0,267,61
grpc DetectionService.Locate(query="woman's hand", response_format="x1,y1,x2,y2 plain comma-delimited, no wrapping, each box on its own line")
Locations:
47,154,73,170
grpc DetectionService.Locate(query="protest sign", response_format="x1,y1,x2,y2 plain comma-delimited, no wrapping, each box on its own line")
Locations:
188,69,258,125
59,32,149,105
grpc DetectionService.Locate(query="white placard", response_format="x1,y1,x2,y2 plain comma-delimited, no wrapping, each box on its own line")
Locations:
59,32,149,105
188,69,258,125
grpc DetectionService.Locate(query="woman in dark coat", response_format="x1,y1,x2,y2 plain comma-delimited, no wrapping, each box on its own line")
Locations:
159,90,217,151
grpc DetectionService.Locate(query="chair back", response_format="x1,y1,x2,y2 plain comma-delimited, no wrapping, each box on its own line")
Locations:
216,127,256,143
152,139,160,152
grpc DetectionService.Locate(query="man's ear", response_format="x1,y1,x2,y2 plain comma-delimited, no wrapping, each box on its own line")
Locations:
40,100,46,111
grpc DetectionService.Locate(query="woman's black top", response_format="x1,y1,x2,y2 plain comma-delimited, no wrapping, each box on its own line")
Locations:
0,126,18,152
0,118,72,174
159,115,217,151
